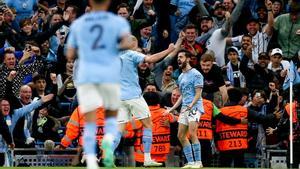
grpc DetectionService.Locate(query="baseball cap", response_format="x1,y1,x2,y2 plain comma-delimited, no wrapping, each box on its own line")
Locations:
227,46,239,54
258,52,270,60
214,3,225,10
271,48,283,56
199,15,213,22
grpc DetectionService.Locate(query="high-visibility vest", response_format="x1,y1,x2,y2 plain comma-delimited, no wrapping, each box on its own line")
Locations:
197,99,213,140
124,118,143,139
285,102,298,123
134,105,176,163
61,107,105,148
216,105,248,151
285,102,300,141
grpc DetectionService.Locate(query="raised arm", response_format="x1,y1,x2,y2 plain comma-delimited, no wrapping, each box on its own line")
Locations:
221,12,232,37
164,32,185,60
263,0,274,37
231,0,245,25
13,94,54,121
195,0,210,17
144,43,175,63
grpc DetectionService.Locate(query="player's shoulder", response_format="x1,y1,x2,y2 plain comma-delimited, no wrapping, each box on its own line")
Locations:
69,13,88,29
190,68,201,74
191,68,203,77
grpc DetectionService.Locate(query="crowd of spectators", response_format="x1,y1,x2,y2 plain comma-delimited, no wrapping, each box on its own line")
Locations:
0,0,299,167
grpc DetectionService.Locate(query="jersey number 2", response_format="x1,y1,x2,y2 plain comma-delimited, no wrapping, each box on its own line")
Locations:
90,24,105,50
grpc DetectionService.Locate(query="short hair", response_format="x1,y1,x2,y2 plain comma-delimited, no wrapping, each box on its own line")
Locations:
3,49,14,55
19,18,32,28
177,49,194,58
25,41,39,47
117,3,130,12
183,23,197,32
227,88,242,103
200,52,215,62
144,83,160,92
67,5,80,17
242,34,252,40
33,74,46,83
143,92,161,106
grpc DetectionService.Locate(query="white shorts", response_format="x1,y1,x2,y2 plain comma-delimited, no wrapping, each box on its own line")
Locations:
77,84,120,113
178,107,201,126
117,97,151,123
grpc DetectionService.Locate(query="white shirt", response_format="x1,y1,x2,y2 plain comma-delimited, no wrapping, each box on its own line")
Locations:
232,31,271,63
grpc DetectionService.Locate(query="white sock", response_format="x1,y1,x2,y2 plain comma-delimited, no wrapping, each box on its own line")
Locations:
86,154,98,168
144,153,151,162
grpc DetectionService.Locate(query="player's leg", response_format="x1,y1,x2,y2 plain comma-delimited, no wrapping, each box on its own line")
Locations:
77,84,102,169
113,101,131,151
188,121,202,168
178,111,194,168
188,110,203,168
131,97,162,167
98,84,121,167
177,121,194,168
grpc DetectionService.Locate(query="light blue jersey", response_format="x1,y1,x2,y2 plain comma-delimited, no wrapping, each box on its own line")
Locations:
67,11,130,84
120,50,145,100
178,68,204,113
170,0,195,16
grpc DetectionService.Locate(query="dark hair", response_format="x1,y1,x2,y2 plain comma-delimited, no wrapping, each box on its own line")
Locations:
3,50,15,61
242,34,252,40
67,5,80,17
0,98,14,116
33,74,46,83
19,18,32,28
144,83,160,92
227,88,243,103
272,0,283,5
25,41,39,48
178,49,194,58
143,92,160,106
183,23,197,32
117,3,130,12
290,1,300,14
258,52,270,60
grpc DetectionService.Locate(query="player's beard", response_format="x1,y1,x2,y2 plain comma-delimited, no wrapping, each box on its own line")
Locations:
179,60,188,70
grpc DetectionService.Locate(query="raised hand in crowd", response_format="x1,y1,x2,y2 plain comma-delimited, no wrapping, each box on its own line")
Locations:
243,44,253,59
225,11,231,20
7,70,17,82
265,0,273,11
2,7,15,21
41,94,54,103
18,50,33,65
